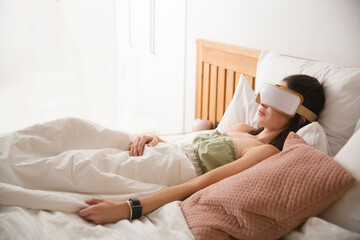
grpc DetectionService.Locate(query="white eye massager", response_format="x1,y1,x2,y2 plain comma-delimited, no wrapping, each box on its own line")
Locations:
255,83,318,122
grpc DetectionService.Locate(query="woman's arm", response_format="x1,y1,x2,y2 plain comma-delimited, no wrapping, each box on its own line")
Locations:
79,144,279,224
140,143,278,214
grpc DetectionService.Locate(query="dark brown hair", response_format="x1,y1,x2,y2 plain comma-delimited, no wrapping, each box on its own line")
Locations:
250,74,325,150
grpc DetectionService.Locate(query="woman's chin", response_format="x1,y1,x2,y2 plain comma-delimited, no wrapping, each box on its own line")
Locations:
256,116,263,126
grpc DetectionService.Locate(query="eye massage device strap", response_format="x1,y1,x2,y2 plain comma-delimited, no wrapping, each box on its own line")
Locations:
256,83,317,122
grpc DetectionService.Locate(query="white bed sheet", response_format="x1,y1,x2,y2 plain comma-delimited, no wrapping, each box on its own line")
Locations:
0,118,358,240
0,118,196,240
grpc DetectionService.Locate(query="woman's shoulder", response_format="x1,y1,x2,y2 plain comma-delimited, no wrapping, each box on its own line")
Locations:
225,122,257,133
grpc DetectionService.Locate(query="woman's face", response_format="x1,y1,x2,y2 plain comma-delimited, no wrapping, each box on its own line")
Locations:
256,81,291,131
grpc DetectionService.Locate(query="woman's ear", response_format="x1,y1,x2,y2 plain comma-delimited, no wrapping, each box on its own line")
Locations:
299,116,306,125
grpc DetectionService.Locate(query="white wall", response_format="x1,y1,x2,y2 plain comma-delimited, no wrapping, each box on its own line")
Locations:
184,0,360,131
1,0,359,134
115,0,186,135
0,0,117,133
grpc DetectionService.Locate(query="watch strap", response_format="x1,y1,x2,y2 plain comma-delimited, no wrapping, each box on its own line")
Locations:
129,198,142,220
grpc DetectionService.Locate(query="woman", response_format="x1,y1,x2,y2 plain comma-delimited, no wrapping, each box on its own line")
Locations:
78,74,325,224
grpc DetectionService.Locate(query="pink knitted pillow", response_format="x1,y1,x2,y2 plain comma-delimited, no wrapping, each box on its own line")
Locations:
180,132,355,240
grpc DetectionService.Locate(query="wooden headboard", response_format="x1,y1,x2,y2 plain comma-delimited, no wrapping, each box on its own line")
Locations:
195,39,261,128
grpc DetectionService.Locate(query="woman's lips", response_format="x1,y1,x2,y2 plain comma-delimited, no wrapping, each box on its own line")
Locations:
258,108,265,116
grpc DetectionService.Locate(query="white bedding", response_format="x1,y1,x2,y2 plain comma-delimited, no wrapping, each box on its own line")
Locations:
0,118,196,240
0,118,358,240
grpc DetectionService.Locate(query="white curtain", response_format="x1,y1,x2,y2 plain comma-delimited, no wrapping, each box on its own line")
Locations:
0,0,118,134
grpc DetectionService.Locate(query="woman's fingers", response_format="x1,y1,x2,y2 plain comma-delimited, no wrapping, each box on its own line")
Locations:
126,141,133,151
128,135,162,156
79,199,128,224
79,205,92,217
85,198,104,205
78,198,104,217
138,135,151,155
148,137,159,147
130,137,141,156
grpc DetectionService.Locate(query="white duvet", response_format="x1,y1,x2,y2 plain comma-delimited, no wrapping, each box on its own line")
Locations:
1,118,358,240
0,118,196,240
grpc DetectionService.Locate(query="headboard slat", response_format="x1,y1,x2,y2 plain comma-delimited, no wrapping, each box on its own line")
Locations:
216,67,226,124
195,48,203,120
201,63,211,120
225,70,235,109
209,65,218,127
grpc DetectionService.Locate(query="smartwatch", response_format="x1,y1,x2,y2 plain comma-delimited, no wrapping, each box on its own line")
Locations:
129,198,142,220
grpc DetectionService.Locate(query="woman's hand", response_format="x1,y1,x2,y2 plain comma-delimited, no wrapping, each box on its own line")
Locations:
127,135,164,156
78,198,129,224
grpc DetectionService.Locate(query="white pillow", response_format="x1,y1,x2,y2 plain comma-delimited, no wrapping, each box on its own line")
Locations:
284,217,360,240
354,118,360,134
255,51,360,156
320,129,360,234
217,75,330,154
216,74,258,132
296,122,330,155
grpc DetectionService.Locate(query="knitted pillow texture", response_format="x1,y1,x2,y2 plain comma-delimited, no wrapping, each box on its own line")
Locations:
180,132,355,240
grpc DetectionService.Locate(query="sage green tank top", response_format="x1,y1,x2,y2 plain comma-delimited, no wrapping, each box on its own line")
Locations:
190,130,238,173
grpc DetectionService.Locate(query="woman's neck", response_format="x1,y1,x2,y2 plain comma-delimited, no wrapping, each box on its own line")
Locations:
255,127,285,144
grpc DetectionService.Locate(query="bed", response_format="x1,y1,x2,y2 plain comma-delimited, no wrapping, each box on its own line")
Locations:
1,39,359,240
